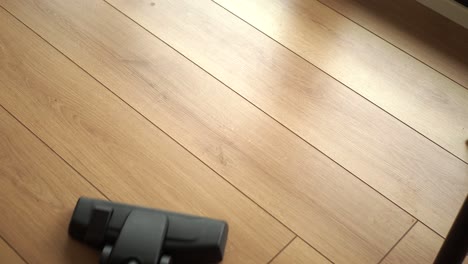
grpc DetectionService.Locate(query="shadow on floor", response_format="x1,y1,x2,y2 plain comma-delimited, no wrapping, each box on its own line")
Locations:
320,0,468,78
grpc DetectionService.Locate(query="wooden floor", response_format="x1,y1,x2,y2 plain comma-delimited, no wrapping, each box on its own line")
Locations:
0,0,467,263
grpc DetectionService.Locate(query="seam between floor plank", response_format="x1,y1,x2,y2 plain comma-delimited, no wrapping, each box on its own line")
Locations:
266,236,337,264
266,235,339,263
0,4,423,262
0,234,30,264
294,238,337,264
210,0,468,166
266,236,297,264
377,220,419,264
315,0,468,91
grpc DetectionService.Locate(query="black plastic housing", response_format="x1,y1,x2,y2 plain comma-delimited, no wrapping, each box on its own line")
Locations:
69,197,228,264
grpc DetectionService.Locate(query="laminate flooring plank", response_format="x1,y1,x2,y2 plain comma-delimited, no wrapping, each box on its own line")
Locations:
318,0,468,88
0,8,293,264
0,237,26,264
213,0,468,162
0,2,415,263
90,0,466,235
0,107,102,263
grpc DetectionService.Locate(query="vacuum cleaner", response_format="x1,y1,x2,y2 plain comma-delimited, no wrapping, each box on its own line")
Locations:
68,197,229,264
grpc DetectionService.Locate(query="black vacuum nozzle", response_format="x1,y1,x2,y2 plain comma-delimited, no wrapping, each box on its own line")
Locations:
69,197,228,264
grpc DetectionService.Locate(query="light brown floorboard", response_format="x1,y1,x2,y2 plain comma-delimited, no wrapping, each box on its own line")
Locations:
0,8,293,263
93,0,466,235
0,107,102,263
318,0,468,88
0,237,26,264
0,2,416,263
213,0,468,162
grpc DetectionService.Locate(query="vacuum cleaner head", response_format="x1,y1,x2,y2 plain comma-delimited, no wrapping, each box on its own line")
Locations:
69,197,228,264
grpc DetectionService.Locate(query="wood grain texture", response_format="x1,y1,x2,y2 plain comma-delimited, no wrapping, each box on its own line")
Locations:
0,237,25,264
0,8,293,264
0,2,416,263
319,0,468,88
213,0,468,162
381,223,443,264
101,0,467,235
383,222,468,264
0,108,102,263
270,238,331,264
